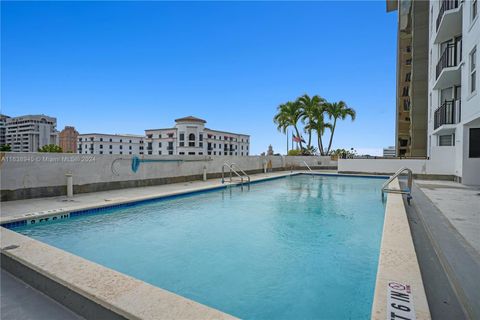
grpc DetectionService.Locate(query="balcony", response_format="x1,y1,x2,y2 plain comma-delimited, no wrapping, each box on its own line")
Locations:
435,0,462,44
434,43,462,90
434,100,461,131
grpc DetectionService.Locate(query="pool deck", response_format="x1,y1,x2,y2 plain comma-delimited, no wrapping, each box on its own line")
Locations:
1,269,83,320
1,170,336,224
410,180,480,319
415,180,480,255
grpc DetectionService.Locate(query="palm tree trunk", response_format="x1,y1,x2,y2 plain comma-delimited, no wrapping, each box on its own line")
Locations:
307,129,312,149
326,118,337,155
317,134,324,156
294,126,304,150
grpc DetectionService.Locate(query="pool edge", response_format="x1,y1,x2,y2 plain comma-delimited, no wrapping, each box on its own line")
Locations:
371,178,431,320
0,227,238,320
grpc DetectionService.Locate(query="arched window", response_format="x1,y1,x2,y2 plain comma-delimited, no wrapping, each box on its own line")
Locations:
189,133,195,147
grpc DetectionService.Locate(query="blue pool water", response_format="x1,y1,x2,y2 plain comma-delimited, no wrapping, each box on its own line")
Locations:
16,175,386,319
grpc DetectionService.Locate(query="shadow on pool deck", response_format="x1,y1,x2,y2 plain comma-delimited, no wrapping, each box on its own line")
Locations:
404,180,480,320
0,269,83,320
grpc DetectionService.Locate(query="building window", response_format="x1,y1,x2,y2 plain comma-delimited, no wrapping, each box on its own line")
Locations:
179,133,185,141
158,134,161,139
168,141,173,150
188,152,195,155
159,151,162,155
119,145,123,150
470,47,477,94
129,152,132,154
129,146,132,150
120,151,123,155
199,152,203,155
100,138,103,142
100,145,103,149
473,0,478,22
100,151,103,154
438,134,454,146
168,133,174,138
199,133,203,141
129,140,132,143
148,151,152,155
469,128,480,157
120,139,122,143
405,72,411,82
402,86,409,97
168,151,173,155
189,133,195,147
199,142,203,147
109,145,112,149
109,138,112,142
179,152,184,155
180,141,185,147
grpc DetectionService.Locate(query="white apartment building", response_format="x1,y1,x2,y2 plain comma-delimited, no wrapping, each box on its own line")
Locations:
428,0,480,184
4,114,59,152
145,116,250,156
77,134,145,155
383,146,396,157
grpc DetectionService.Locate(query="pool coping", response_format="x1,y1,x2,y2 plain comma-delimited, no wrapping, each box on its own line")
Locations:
0,172,428,319
371,178,431,320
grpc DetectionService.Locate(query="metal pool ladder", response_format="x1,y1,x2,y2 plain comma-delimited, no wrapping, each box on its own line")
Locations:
303,160,313,173
381,167,413,204
221,162,250,187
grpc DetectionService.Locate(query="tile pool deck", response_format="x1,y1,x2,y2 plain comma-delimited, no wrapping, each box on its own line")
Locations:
0,171,431,319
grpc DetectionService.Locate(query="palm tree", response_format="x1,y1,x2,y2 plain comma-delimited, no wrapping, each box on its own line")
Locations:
325,101,356,155
298,94,326,149
305,104,332,155
273,101,305,150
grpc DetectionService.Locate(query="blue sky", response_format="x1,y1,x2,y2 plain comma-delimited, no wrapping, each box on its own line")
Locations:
1,1,397,155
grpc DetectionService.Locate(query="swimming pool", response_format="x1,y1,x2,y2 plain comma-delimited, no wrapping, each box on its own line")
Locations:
14,174,386,319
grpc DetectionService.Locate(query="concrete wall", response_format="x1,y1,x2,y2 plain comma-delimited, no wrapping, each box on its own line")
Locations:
338,158,455,176
0,153,336,201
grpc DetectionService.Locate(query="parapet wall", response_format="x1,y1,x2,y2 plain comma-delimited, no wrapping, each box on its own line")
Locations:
0,153,336,201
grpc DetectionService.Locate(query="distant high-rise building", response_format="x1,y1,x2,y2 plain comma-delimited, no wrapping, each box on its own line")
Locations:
387,0,429,157
5,114,58,152
383,146,396,157
0,114,10,147
59,126,79,153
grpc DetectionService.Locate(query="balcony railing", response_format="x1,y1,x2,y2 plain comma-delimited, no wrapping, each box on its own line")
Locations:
436,43,461,79
434,100,461,129
436,0,459,31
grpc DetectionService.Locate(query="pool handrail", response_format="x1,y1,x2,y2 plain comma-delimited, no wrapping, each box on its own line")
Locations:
221,162,244,186
381,167,413,203
303,160,313,172
230,163,251,184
